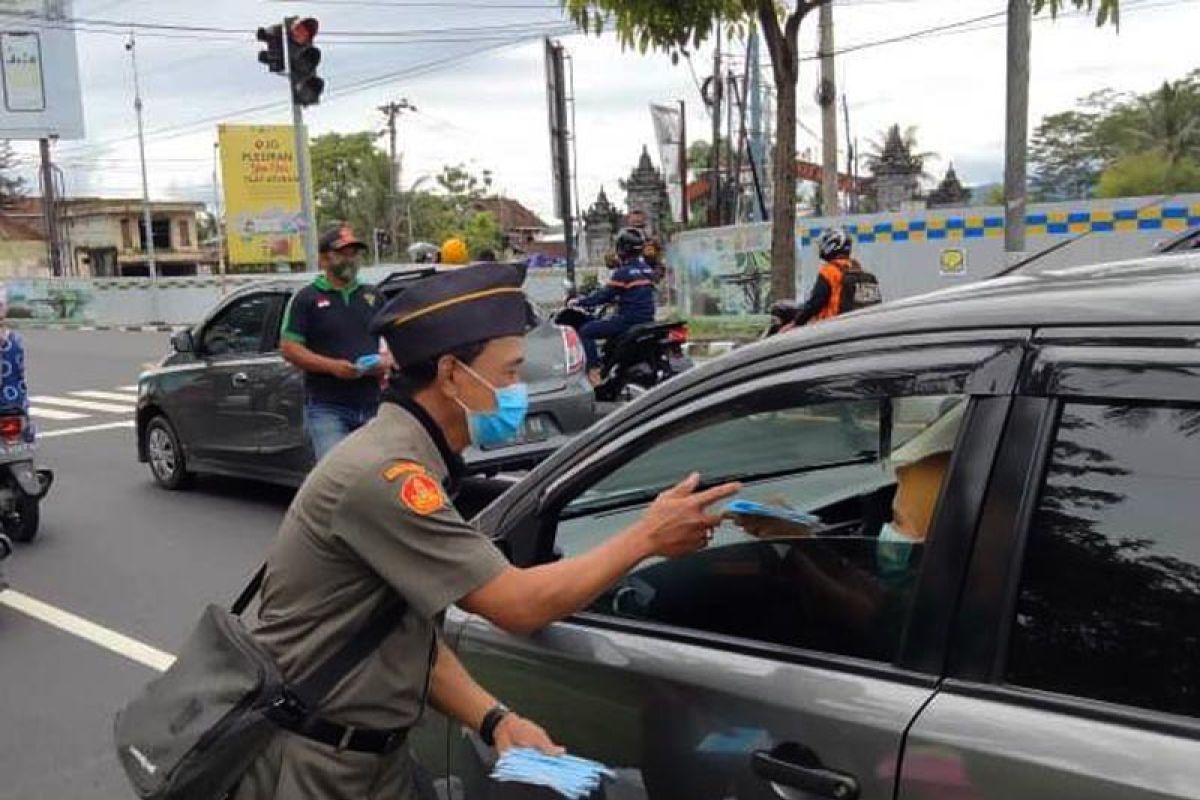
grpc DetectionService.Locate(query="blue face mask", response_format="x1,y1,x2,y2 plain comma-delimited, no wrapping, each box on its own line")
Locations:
455,361,529,448
876,522,916,576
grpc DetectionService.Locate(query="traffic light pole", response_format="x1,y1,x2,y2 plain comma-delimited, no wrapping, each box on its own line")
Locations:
283,17,319,272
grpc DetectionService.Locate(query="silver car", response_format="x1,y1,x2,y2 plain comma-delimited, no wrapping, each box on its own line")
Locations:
136,267,595,489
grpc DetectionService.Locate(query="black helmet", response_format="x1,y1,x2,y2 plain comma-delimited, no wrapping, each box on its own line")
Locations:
615,227,647,260
817,228,852,261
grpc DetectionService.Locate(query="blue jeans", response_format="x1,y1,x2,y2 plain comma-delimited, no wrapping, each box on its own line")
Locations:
579,318,633,369
304,401,378,462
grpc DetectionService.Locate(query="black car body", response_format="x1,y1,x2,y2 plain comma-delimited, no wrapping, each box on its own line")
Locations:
136,269,595,488
404,253,1200,800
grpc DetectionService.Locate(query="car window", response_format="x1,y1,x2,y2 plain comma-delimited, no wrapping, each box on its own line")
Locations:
1006,402,1200,718
201,294,274,357
556,392,967,663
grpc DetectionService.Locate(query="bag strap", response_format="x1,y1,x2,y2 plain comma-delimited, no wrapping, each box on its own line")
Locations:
231,562,408,710
231,563,266,616
292,593,407,709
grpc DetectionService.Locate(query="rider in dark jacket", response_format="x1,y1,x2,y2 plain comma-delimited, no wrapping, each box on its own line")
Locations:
574,227,657,385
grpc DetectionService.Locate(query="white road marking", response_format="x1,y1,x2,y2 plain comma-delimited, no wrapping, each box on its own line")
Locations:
40,420,135,438
71,390,138,404
0,589,174,672
118,385,139,392
29,406,88,421
31,396,132,414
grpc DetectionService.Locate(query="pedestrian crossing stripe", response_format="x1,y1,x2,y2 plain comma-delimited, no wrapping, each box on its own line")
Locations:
28,386,140,422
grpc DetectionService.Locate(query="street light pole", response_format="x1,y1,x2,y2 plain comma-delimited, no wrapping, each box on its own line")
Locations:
126,32,157,283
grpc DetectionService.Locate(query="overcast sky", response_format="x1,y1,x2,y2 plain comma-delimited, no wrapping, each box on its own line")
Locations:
6,0,1199,221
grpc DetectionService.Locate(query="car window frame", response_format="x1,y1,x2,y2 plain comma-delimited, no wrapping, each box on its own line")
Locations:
505,339,1026,678
198,291,285,360
946,334,1200,740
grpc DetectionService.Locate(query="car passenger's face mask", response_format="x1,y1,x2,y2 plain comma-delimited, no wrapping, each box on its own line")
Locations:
454,360,529,448
876,522,916,576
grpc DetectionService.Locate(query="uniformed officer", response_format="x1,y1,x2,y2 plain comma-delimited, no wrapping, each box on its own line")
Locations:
281,224,390,460
233,264,740,800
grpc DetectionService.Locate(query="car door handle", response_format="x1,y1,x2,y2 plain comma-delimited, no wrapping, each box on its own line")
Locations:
231,372,250,388
752,744,860,800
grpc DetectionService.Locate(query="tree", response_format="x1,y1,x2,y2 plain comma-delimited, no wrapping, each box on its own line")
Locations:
567,0,1118,301
435,163,494,229
0,140,26,210
309,132,391,246
686,137,733,174
1029,108,1109,201
461,211,504,257
1096,150,1200,198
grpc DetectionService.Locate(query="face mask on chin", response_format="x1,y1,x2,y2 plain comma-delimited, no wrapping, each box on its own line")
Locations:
876,522,917,576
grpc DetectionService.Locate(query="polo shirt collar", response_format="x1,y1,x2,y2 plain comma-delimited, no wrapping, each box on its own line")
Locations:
313,273,361,297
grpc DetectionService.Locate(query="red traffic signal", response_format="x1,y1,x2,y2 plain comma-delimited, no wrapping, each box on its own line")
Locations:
288,17,318,47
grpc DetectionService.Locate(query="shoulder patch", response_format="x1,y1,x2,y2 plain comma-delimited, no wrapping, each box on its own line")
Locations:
399,473,447,516
382,461,427,482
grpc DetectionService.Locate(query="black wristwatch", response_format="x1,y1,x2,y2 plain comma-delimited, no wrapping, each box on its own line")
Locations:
479,703,511,747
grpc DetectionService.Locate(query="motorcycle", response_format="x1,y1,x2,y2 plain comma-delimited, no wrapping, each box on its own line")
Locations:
0,408,53,543
555,305,694,402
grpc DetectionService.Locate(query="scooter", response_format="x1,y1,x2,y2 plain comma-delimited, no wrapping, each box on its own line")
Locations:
0,408,53,543
555,305,693,402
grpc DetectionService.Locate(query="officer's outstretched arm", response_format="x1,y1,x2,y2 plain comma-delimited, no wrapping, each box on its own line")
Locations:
430,638,563,754
461,473,740,634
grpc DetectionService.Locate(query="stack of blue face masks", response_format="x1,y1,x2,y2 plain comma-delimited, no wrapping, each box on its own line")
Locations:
490,748,615,799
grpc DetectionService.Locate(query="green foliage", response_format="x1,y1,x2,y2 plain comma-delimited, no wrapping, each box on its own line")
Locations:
1032,0,1120,27
0,140,26,209
309,132,390,242
460,212,504,257
562,0,749,55
1096,150,1200,198
1031,71,1200,200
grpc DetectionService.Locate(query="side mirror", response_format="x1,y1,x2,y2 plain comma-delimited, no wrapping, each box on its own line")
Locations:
171,329,196,354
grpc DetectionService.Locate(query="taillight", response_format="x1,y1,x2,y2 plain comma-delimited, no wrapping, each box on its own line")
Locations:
560,325,585,374
667,325,689,344
0,416,24,442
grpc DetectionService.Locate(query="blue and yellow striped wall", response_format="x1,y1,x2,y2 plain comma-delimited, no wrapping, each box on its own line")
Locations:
798,203,1200,246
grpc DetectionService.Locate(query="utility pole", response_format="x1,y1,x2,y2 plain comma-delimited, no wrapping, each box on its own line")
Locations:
212,141,227,289
38,138,62,277
1004,0,1031,262
379,99,414,259
679,99,688,226
126,32,157,285
818,0,839,216
708,26,722,228
842,95,855,214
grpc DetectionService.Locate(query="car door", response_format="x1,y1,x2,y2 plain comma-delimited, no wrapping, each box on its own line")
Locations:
438,333,1026,800
251,289,312,480
900,329,1200,800
179,291,286,470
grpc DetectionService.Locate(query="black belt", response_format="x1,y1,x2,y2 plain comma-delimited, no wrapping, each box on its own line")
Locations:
278,715,408,755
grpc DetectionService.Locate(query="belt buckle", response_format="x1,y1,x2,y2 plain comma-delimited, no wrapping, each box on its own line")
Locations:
337,725,357,753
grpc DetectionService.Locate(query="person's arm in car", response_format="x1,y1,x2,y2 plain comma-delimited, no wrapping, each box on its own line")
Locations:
429,638,563,753
460,473,741,634
792,274,832,327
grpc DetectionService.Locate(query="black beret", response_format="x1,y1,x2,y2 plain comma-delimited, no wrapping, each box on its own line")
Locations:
370,263,536,366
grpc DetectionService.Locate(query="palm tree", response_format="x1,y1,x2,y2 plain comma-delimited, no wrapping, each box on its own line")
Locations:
1127,76,1200,166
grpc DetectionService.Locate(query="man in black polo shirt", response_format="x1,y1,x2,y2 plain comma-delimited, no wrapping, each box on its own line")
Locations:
281,225,389,460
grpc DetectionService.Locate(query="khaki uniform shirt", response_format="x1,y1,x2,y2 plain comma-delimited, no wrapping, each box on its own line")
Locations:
232,401,509,800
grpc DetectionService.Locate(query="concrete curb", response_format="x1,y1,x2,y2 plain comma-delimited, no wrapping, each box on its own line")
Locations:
6,321,187,333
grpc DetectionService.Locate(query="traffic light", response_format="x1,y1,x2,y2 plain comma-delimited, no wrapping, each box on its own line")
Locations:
287,17,324,107
255,25,284,74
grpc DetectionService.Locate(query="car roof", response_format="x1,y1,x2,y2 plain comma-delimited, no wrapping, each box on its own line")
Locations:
223,263,515,298
713,252,1200,372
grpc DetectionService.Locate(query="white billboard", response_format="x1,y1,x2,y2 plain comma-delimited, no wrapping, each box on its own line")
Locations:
0,0,84,140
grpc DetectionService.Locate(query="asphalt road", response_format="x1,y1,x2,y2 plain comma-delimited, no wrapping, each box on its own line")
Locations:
0,330,294,799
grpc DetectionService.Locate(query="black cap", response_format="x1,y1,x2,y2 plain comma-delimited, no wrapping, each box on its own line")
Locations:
370,263,536,366
318,224,368,254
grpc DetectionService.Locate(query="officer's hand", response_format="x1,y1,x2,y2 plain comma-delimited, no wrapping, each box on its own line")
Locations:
636,473,742,559
494,713,565,756
330,360,360,380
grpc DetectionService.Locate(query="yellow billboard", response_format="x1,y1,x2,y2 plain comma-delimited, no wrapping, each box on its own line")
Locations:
219,124,305,265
